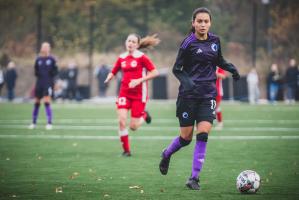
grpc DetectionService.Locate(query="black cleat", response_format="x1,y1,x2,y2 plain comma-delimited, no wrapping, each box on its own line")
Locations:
122,151,132,157
159,150,170,175
144,110,152,124
186,177,200,190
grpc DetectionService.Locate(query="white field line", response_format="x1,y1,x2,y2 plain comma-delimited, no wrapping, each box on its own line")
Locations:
0,119,299,124
0,134,299,140
0,124,299,132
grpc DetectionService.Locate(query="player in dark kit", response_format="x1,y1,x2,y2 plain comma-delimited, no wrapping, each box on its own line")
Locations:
159,7,240,190
28,42,58,130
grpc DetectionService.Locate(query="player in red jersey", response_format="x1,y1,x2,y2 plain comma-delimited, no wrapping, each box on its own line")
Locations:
105,33,160,157
215,67,226,130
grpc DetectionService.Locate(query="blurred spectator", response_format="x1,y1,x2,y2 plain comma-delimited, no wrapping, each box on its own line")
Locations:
5,61,17,101
284,58,297,104
94,64,110,97
247,68,259,104
267,63,281,104
0,66,4,97
66,62,78,100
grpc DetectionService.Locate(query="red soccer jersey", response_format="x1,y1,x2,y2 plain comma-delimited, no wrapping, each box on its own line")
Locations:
216,67,226,97
111,50,156,101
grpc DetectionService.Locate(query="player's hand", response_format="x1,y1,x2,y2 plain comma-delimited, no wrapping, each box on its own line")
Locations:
129,79,142,88
232,70,240,81
104,73,114,83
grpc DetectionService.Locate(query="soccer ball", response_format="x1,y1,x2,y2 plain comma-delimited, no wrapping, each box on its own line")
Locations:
236,170,261,194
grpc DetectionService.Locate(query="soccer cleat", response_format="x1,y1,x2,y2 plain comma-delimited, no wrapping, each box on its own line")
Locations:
144,110,152,124
122,151,131,157
45,124,53,130
28,124,36,129
159,150,170,175
186,177,200,190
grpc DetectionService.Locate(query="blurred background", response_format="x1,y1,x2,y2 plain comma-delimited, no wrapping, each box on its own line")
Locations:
0,0,298,102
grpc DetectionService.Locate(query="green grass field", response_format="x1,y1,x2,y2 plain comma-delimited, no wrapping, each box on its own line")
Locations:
0,101,299,200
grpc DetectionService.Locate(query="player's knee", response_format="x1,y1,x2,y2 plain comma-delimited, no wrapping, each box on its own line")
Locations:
129,123,138,131
196,132,208,142
118,118,126,129
179,136,191,146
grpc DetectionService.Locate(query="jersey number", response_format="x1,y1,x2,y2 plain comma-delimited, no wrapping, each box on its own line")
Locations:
210,100,216,110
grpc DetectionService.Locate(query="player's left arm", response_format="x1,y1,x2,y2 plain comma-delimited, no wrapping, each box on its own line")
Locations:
51,58,58,77
217,41,240,81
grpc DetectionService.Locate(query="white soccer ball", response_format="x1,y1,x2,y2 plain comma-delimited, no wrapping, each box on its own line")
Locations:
236,170,261,194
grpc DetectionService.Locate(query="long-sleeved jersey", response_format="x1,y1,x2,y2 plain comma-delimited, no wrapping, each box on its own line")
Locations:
173,32,237,99
34,55,58,88
111,50,156,102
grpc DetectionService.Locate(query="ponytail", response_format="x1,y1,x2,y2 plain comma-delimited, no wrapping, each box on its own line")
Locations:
138,34,160,50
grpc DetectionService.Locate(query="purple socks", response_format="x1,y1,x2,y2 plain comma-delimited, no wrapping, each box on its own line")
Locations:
32,103,40,124
163,136,191,158
44,103,52,124
191,133,208,179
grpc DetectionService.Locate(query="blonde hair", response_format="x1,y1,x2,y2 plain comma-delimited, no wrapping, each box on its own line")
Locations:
128,33,160,50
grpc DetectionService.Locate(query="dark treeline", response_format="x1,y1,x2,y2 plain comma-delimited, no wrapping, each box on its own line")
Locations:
0,0,298,61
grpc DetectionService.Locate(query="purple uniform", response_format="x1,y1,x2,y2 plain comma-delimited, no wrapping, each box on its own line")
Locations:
34,56,58,98
173,32,238,99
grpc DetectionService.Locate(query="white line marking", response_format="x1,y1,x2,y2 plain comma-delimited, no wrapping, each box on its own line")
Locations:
0,124,299,132
0,119,298,124
0,135,299,140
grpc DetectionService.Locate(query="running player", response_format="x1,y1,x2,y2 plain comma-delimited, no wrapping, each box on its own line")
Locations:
28,42,58,130
104,34,159,157
215,67,226,130
158,7,240,190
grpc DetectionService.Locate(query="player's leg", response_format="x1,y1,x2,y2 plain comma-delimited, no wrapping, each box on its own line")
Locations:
186,99,215,190
29,97,41,129
159,97,194,175
29,86,42,129
44,87,54,130
116,96,131,156
129,100,146,131
215,95,223,130
117,108,131,156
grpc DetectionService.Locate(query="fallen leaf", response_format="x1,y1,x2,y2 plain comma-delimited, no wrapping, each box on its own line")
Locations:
55,186,63,193
129,185,141,189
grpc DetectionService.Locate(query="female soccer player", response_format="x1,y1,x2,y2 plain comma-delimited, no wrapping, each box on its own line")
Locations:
159,7,240,190
29,42,58,130
105,34,159,157
215,67,227,130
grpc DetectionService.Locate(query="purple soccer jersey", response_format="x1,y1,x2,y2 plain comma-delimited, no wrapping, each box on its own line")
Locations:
34,56,58,88
173,32,222,99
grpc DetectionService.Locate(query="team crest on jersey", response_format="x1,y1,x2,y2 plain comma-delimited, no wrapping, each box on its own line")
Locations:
46,59,52,66
211,43,218,52
182,112,189,119
130,60,137,68
121,61,126,68
196,48,203,54
38,60,43,66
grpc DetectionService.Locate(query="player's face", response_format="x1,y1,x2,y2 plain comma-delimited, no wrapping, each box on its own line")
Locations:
192,12,211,37
125,35,139,53
40,43,51,56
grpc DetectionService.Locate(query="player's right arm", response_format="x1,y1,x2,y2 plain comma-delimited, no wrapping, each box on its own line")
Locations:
34,58,39,77
172,48,195,91
104,57,121,83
